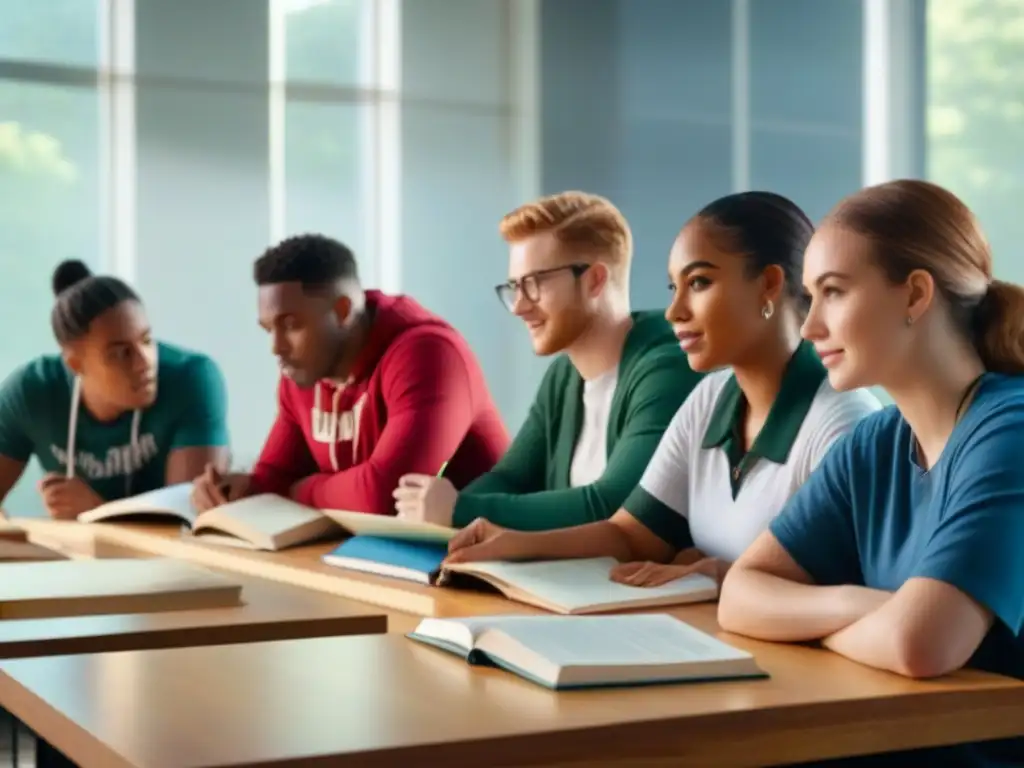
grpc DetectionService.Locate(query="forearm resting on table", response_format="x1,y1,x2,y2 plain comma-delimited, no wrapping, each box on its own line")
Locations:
821,612,915,677
718,567,891,642
527,520,641,563
820,578,993,679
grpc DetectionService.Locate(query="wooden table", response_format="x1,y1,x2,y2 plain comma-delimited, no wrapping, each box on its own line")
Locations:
14,518,529,630
1,605,1022,768
0,575,386,659
0,539,65,562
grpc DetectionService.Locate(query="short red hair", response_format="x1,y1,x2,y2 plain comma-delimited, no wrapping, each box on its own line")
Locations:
499,191,632,276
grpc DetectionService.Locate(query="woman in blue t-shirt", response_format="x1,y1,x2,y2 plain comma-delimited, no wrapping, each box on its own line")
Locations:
718,179,1024,767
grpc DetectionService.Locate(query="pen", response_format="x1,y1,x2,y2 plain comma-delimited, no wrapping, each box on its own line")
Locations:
434,461,452,587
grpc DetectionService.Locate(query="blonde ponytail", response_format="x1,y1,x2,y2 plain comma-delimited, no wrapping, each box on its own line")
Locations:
974,279,1024,374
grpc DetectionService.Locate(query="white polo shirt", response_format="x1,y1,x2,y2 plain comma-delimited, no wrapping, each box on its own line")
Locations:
623,342,880,562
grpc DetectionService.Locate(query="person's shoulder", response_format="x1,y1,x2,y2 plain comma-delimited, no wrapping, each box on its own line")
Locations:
157,342,224,383
622,318,701,399
956,374,1024,449
538,353,576,389
942,375,1024,483
624,312,687,368
830,398,904,451
381,320,476,372
672,368,733,433
632,343,693,376
155,344,227,410
685,368,733,409
808,380,884,427
972,373,1024,415
0,353,68,401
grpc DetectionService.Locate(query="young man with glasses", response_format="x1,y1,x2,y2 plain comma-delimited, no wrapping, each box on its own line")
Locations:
394,191,701,531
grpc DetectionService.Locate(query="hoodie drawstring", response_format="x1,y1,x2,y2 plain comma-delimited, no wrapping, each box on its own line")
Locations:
350,388,360,464
128,408,141,495
65,376,82,480
67,375,141,496
330,385,343,472
314,380,353,472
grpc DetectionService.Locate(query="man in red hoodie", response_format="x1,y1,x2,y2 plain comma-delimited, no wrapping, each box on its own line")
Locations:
191,234,510,514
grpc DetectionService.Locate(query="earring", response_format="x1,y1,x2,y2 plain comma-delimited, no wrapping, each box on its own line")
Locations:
761,300,774,321
905,315,914,326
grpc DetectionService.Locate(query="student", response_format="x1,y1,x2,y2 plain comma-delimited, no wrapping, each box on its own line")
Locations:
393,191,701,531
718,179,1024,766
0,260,229,519
191,234,509,514
441,192,879,580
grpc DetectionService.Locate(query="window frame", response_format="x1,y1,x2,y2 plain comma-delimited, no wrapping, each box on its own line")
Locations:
267,0,401,291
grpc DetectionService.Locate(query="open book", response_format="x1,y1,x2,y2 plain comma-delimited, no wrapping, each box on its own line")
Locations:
77,484,336,551
444,557,719,614
408,613,764,690
322,548,718,614
0,558,242,619
77,483,459,551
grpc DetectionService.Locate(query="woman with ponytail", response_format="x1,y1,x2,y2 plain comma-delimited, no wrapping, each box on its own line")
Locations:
0,260,230,519
719,179,1024,766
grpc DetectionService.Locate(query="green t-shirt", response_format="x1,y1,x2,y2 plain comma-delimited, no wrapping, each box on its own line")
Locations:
0,342,229,502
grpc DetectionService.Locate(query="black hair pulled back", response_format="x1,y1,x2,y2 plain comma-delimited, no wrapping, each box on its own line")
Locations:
50,259,140,345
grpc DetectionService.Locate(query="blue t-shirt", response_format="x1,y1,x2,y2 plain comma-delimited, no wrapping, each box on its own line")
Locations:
0,342,230,503
771,373,1024,767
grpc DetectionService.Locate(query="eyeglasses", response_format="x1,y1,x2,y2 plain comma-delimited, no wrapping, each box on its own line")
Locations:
494,263,591,311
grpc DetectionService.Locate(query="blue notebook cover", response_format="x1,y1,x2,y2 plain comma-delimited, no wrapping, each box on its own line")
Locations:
322,536,448,584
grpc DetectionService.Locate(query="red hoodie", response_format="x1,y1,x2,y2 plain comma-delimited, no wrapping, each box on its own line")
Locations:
250,291,510,514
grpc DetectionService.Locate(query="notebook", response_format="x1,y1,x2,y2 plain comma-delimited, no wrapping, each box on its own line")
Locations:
321,537,448,585
78,484,457,551
0,558,243,619
321,546,718,614
408,613,765,690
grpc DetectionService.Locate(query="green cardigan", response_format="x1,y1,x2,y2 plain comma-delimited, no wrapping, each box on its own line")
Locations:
452,311,702,530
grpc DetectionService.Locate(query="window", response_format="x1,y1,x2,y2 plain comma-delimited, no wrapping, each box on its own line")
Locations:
0,0,101,68
283,102,369,260
0,81,102,363
0,1,535,518
282,0,368,86
0,2,104,515
271,0,379,279
926,0,1024,278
